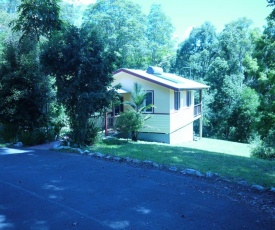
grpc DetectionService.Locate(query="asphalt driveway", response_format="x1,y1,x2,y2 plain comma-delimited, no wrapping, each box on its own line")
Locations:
0,147,274,229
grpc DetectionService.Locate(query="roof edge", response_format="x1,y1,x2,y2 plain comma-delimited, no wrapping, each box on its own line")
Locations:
113,68,209,90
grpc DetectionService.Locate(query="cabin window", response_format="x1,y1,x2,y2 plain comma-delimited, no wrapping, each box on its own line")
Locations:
174,91,180,110
144,91,154,113
186,91,192,107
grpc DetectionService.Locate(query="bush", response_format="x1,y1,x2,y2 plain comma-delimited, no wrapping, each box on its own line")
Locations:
251,129,275,159
85,119,102,146
0,124,18,143
115,110,146,141
18,128,54,146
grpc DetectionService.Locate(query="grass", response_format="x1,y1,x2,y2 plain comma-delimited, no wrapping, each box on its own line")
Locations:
89,138,275,188
178,138,251,157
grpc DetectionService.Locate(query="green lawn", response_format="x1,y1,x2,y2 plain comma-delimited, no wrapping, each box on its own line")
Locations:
178,138,251,157
90,138,275,188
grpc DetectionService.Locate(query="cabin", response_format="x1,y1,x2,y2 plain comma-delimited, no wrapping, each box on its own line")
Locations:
107,66,209,144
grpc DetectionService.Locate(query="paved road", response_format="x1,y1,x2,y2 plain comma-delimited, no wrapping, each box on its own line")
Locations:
0,147,274,229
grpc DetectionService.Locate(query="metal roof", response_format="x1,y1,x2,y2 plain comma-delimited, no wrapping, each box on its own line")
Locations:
113,68,210,90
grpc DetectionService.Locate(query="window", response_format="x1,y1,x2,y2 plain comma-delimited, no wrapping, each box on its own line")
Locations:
144,91,154,113
186,91,192,107
174,91,180,110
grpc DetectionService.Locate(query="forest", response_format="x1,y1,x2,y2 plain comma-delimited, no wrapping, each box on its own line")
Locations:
0,0,274,159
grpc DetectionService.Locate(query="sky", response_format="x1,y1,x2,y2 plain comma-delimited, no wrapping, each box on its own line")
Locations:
73,0,272,41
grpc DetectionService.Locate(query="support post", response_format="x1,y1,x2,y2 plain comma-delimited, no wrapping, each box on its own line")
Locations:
200,116,203,139
104,112,108,136
199,90,203,139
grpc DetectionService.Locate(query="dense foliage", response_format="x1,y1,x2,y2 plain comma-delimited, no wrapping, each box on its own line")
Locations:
11,0,62,41
41,25,118,146
0,36,54,134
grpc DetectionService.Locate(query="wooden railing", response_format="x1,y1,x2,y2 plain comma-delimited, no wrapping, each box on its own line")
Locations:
194,104,202,117
107,116,117,129
102,115,120,136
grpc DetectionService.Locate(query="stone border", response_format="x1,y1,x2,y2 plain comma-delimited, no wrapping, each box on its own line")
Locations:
52,145,275,193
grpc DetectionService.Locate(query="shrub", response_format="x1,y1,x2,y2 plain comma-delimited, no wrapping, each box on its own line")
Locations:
251,129,275,159
18,128,52,146
115,110,145,141
0,124,18,143
85,119,102,146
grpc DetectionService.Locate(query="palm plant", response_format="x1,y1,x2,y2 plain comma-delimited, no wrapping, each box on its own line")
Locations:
116,82,154,141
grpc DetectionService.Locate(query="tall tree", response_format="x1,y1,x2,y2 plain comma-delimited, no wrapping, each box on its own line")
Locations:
41,25,118,145
0,37,53,132
219,18,254,80
11,0,62,41
83,0,147,68
206,18,259,141
253,1,275,137
173,22,218,80
146,4,175,69
0,9,15,55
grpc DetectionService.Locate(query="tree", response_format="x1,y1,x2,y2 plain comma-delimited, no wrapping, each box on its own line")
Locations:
253,1,275,138
115,83,153,141
247,0,275,158
83,0,148,68
11,0,62,41
41,25,118,146
0,9,15,56
206,18,259,141
173,22,218,80
251,129,275,159
0,36,54,134
228,87,260,142
267,0,275,20
146,4,175,69
219,18,255,79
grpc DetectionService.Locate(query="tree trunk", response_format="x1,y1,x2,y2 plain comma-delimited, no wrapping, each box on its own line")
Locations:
131,131,138,141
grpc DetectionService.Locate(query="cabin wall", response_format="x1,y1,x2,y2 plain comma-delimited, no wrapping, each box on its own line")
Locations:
169,122,194,144
142,114,170,133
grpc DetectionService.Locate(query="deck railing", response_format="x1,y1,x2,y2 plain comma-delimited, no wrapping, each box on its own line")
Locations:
194,104,202,117
103,115,119,130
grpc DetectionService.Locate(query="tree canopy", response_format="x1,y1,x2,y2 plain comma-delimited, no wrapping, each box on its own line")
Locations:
83,0,147,68
11,0,62,41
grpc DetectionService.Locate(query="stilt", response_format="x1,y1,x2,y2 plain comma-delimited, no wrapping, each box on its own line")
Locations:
199,90,203,139
104,112,108,136
200,116,203,139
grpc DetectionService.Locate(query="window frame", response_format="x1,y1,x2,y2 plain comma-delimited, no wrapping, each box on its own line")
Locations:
174,90,181,110
186,90,192,107
143,90,154,113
